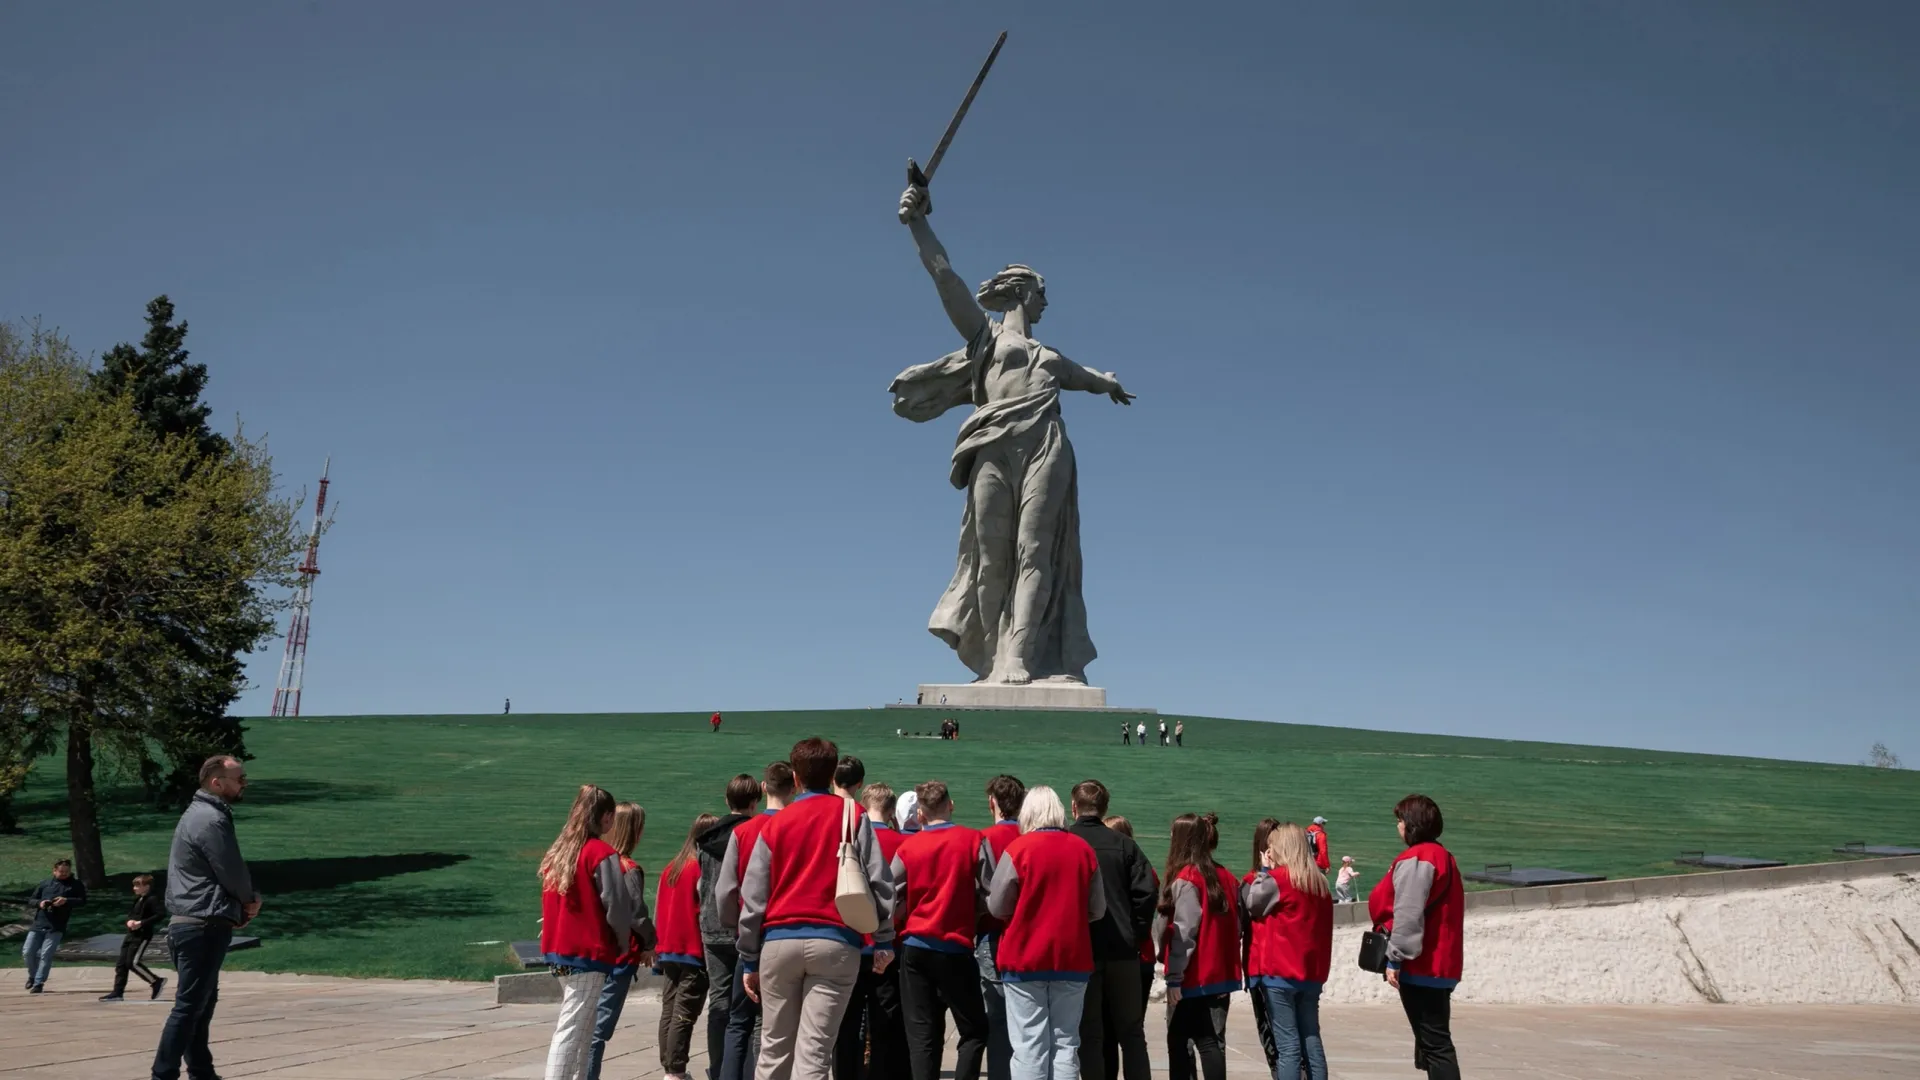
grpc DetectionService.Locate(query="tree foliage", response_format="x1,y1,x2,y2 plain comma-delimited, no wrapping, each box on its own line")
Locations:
0,314,299,879
1866,742,1902,769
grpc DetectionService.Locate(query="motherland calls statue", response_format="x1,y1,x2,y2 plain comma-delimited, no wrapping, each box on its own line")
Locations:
890,180,1134,687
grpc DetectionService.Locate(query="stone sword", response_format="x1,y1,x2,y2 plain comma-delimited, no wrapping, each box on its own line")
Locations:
900,30,1008,222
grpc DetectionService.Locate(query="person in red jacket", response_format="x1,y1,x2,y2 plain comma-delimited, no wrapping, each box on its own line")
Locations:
711,712,723,733
1245,823,1333,1080
715,762,796,1080
737,739,898,1080
892,781,988,1080
975,775,1025,1080
1160,813,1241,1080
539,785,648,1080
656,814,717,1080
1239,818,1283,1078
986,785,1106,1080
1368,795,1464,1080
1305,818,1331,874
587,803,659,1080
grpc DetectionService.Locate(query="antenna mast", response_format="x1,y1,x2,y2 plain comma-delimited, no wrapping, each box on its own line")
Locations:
272,459,333,717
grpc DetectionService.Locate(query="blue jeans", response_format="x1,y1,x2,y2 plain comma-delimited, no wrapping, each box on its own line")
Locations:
21,929,61,987
152,920,233,1080
1003,979,1088,1080
1259,982,1326,1080
976,937,1012,1080
719,955,761,1080
585,967,635,1080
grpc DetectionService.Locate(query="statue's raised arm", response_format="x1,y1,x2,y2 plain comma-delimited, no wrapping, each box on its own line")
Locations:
899,184,988,344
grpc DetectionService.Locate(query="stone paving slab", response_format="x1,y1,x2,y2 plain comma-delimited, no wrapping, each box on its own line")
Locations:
3,968,1915,1079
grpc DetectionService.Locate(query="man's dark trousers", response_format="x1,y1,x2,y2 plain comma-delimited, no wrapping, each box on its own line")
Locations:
833,952,907,1080
1078,959,1151,1080
901,945,989,1080
152,920,232,1080
718,958,760,1080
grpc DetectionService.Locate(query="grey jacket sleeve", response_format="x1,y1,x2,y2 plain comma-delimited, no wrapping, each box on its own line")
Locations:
1242,871,1280,918
200,812,257,905
976,837,998,898
1388,858,1437,964
1087,866,1108,922
986,851,1021,921
593,854,635,954
736,833,774,969
716,832,744,932
1163,878,1202,987
858,816,897,949
624,864,658,954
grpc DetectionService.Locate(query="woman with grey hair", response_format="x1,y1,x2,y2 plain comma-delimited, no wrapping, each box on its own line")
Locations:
891,183,1134,688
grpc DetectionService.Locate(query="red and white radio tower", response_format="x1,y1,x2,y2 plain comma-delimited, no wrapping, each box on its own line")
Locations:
271,459,335,717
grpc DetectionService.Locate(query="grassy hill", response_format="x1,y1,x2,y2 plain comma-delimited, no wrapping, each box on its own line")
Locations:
4,708,1916,981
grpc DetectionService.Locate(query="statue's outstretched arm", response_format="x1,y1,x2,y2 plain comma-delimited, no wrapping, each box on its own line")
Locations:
900,185,988,343
1057,353,1136,406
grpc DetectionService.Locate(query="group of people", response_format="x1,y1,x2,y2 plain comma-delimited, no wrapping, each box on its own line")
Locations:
536,736,1465,1080
1120,718,1185,746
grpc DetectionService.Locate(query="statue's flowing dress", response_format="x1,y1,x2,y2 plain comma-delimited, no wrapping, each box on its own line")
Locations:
891,319,1099,683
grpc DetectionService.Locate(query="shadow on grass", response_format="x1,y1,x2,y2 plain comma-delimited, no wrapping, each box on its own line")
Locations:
8,778,389,840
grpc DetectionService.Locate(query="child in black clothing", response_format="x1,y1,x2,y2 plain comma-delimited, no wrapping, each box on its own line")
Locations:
99,873,166,1001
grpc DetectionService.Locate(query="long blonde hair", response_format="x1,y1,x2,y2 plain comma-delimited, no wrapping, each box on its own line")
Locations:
539,784,615,893
605,802,647,857
1267,823,1330,898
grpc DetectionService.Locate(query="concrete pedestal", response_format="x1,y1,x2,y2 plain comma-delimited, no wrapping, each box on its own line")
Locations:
914,681,1108,709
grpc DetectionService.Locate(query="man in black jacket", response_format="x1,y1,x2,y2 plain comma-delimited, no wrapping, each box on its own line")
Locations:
695,774,761,1080
22,858,86,992
102,873,167,1001
1068,780,1157,1080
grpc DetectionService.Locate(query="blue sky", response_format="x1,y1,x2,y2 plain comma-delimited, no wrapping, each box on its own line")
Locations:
4,3,1915,763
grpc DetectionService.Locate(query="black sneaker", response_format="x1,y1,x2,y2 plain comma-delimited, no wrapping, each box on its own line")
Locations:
151,977,168,1000
99,993,125,1002
28,984,44,994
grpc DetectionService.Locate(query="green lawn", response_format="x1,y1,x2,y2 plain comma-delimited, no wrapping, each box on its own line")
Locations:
4,709,1917,981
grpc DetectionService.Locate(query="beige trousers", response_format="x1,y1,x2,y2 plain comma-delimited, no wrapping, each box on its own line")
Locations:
755,937,861,1080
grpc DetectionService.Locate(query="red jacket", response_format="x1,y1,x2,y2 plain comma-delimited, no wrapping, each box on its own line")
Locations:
893,822,984,953
977,821,1021,937
540,837,626,973
654,859,703,966
1368,842,1464,985
736,793,897,970
986,828,1104,980
1306,824,1331,872
1243,867,1332,984
864,822,909,953
1163,864,1242,996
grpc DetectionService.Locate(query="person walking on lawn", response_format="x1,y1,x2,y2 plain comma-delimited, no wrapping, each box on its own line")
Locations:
22,857,86,993
101,873,166,1001
151,756,262,1080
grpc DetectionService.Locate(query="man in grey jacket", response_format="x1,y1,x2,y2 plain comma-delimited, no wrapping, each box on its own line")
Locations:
152,755,262,1080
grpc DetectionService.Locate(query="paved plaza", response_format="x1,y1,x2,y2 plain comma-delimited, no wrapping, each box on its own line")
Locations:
3,969,1916,1080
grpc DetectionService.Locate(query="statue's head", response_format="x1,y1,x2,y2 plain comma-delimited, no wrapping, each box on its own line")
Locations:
977,264,1047,324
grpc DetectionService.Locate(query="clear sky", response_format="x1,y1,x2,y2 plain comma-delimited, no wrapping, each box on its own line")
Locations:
4,3,1915,763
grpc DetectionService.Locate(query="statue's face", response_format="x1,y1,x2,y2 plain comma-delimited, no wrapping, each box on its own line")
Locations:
1023,287,1048,324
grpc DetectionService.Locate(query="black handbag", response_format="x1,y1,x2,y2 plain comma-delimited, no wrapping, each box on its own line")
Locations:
1357,929,1390,973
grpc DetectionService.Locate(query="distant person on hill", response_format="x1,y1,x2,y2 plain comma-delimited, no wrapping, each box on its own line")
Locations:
976,775,1026,1080
537,786,644,1080
1158,719,1169,746
716,763,796,1080
1246,824,1335,1080
1174,721,1184,747
1067,781,1156,1080
587,803,658,1080
737,737,898,1080
1097,815,1159,1080
100,873,166,1002
1240,819,1284,1077
655,814,717,1080
1161,812,1242,1080
986,785,1106,1080
1371,795,1464,1080
1135,721,1147,746
152,755,260,1080
1121,722,1130,746
22,857,84,994
1333,858,1358,904
1305,818,1330,874
697,775,763,1080
712,712,723,733
891,780,989,1080
505,698,512,715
